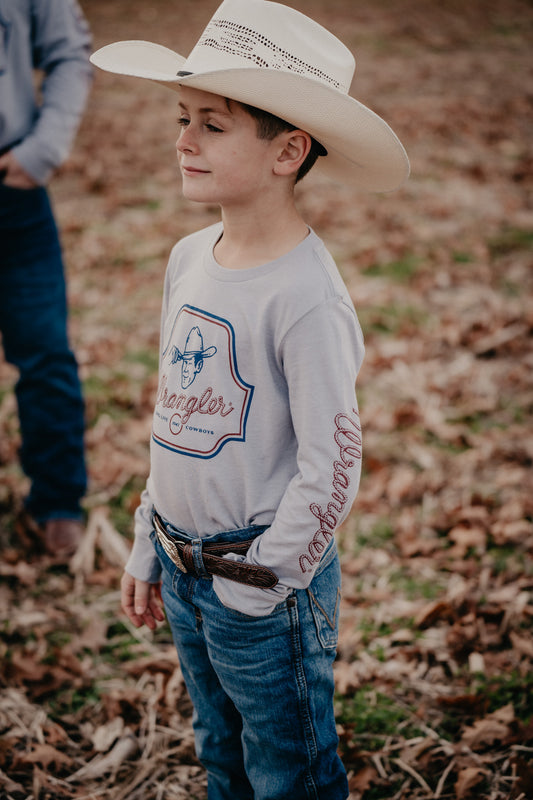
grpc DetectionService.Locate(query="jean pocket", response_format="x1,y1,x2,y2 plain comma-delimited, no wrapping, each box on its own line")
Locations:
307,546,341,651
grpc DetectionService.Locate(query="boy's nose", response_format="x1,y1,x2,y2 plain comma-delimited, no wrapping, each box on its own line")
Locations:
176,127,198,154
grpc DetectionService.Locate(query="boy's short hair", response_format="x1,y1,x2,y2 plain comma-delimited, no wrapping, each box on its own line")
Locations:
238,101,327,183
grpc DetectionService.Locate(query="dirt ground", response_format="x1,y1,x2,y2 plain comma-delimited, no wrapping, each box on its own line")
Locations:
1,1,532,798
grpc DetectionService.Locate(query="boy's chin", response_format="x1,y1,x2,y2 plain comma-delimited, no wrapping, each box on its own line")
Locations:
180,181,214,205
182,191,216,206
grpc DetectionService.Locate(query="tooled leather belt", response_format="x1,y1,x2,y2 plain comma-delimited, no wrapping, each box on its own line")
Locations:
152,512,278,589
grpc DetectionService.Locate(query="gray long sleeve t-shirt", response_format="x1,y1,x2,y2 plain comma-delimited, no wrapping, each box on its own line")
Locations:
0,0,92,184
127,223,365,616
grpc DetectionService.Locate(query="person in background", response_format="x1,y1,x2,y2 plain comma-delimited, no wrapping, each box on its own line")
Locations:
0,0,92,560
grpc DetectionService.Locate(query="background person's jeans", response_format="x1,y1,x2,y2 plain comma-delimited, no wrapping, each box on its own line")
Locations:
0,184,87,521
153,523,348,800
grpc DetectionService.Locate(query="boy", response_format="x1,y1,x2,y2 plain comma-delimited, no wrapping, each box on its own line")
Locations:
91,1,409,798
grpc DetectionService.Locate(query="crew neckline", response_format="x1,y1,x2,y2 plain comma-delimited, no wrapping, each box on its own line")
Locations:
204,223,317,282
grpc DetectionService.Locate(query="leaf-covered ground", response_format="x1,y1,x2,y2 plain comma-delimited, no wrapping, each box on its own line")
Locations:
1,1,532,798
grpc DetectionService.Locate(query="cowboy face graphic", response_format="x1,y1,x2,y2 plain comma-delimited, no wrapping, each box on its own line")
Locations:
169,325,217,389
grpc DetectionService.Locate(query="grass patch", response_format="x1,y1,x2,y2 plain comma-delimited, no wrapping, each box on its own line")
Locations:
124,348,159,372
452,251,474,263
45,630,72,650
357,518,395,550
486,544,522,575
357,618,394,647
424,428,470,453
100,635,144,664
48,684,102,718
84,370,146,423
362,255,421,283
83,373,127,419
358,303,429,337
388,568,445,601
336,689,423,750
488,226,533,258
473,672,533,723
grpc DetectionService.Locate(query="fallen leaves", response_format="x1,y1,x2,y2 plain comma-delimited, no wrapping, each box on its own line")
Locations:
0,0,532,799
454,766,488,799
461,705,515,750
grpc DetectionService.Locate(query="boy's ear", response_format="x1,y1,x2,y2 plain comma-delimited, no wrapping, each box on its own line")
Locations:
273,130,312,178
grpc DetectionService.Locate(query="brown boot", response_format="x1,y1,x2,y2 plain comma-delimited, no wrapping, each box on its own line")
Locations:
42,518,84,560
16,511,85,563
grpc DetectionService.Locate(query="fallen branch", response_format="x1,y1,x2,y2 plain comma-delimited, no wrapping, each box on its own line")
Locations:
393,757,433,793
67,728,138,782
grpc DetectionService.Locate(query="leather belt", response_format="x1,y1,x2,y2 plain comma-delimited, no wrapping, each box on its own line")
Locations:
153,512,278,589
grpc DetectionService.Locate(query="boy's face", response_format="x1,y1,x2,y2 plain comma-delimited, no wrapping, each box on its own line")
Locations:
176,86,284,208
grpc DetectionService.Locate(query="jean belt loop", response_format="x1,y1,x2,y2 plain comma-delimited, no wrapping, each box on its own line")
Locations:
191,539,210,578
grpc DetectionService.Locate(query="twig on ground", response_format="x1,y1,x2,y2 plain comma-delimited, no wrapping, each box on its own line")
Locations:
393,757,433,792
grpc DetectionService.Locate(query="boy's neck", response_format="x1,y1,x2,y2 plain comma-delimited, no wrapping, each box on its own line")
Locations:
214,199,309,270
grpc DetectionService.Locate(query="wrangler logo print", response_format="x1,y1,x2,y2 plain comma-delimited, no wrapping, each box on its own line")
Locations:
153,305,254,458
299,409,362,573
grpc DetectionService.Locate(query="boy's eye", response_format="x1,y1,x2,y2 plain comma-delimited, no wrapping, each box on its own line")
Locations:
176,118,222,133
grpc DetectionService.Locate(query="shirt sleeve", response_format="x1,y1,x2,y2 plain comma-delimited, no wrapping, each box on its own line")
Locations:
213,296,364,616
12,0,93,184
125,487,162,583
124,257,174,584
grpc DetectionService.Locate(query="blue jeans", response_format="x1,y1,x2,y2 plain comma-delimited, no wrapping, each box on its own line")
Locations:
152,521,348,800
0,184,86,521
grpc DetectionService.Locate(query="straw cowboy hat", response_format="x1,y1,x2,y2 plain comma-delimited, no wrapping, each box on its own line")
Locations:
90,0,409,192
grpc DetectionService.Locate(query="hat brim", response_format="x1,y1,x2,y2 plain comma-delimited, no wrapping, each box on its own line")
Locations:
91,41,409,192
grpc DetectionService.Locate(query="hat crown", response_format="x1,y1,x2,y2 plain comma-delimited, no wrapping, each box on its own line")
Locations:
184,326,204,353
182,0,355,94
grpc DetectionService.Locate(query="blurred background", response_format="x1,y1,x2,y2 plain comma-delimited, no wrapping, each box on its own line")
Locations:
1,2,532,798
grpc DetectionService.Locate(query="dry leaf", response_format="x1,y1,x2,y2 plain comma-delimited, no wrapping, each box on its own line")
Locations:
461,705,514,749
509,630,533,659
454,766,487,798
14,743,72,770
348,764,379,792
415,600,455,629
448,524,487,557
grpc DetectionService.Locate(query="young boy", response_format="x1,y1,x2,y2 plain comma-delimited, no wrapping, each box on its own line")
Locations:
91,1,409,797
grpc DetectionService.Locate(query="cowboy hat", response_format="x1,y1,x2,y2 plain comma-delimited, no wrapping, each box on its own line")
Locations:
90,0,409,192
174,327,217,361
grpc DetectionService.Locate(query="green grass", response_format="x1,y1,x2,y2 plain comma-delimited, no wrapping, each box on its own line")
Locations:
124,347,159,372
357,518,395,550
336,689,423,750
488,226,533,258
362,255,421,283
100,636,145,664
474,672,533,723
357,618,394,647
423,428,470,453
45,630,72,650
452,251,474,263
48,684,102,718
358,303,429,337
388,569,445,601
486,544,523,575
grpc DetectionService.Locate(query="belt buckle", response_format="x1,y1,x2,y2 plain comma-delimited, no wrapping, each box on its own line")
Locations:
154,516,187,573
